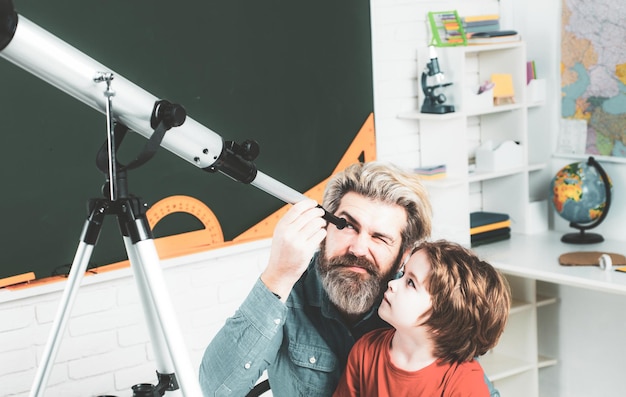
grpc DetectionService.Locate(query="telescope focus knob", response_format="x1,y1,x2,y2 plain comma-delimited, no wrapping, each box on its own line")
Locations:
239,139,260,161
151,99,187,129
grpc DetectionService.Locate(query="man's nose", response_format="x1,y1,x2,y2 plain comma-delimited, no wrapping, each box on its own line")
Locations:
348,233,369,257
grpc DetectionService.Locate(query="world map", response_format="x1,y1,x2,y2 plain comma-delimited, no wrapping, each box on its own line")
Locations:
561,0,626,158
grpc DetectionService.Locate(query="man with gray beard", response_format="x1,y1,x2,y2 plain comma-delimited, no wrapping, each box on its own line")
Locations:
317,239,391,321
199,162,498,397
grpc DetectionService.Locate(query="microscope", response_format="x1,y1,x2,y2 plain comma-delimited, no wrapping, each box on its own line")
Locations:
420,46,455,114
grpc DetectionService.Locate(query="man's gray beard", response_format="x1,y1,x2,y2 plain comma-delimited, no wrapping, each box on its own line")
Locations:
320,267,382,316
318,242,391,316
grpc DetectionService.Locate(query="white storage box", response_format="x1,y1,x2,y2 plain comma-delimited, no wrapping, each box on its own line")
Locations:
475,140,523,171
465,86,494,113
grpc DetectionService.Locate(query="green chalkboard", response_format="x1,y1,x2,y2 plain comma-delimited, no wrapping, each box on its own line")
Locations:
0,1,373,281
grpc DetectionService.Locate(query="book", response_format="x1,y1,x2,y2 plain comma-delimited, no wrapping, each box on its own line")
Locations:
416,173,447,180
414,164,447,180
470,220,511,235
462,16,500,33
469,30,518,38
470,211,510,227
463,14,499,23
527,60,537,84
467,30,520,45
464,23,501,34
471,232,510,247
470,211,511,235
471,227,511,243
464,20,500,28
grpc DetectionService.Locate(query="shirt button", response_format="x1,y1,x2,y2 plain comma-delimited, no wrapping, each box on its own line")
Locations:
244,362,251,369
274,318,281,325
309,356,316,364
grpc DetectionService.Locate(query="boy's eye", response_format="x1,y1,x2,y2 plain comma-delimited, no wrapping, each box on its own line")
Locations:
407,279,415,288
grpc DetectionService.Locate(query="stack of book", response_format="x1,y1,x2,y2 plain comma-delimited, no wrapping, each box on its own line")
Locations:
470,211,511,247
414,164,447,180
462,14,520,45
462,14,501,34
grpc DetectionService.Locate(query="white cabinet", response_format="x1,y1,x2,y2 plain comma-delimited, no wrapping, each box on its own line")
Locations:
397,42,547,246
480,275,557,397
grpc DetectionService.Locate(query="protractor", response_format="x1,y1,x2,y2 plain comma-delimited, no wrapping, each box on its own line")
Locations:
146,195,224,245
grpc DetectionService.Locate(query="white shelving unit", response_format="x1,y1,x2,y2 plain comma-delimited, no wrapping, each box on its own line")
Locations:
397,41,553,396
398,41,548,247
479,274,558,397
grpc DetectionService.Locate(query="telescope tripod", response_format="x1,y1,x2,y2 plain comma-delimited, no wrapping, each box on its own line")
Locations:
29,74,202,397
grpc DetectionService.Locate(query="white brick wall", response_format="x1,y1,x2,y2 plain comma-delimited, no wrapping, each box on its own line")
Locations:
0,240,271,397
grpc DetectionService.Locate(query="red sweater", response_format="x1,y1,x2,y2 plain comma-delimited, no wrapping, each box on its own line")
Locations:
333,328,489,397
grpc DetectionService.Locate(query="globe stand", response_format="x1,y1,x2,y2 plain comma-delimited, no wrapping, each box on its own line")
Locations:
558,157,612,245
561,229,604,244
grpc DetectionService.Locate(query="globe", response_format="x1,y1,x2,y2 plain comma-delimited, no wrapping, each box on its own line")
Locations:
550,157,612,244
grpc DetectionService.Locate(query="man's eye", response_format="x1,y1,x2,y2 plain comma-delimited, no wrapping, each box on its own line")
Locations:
393,270,404,280
376,236,391,245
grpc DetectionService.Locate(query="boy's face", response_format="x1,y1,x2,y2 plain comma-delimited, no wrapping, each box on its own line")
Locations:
378,249,432,330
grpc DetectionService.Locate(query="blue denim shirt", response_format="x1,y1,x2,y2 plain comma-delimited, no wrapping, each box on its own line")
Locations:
199,255,500,397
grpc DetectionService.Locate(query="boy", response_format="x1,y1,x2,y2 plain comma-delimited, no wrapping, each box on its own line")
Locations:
333,240,511,396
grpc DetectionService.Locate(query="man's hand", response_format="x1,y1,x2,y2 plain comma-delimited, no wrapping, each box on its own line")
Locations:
261,199,327,301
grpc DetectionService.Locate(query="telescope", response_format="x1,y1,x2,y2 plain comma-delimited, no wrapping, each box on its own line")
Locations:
0,0,346,228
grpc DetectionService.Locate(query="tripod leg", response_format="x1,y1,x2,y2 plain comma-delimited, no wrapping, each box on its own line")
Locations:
29,204,105,397
124,235,203,396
